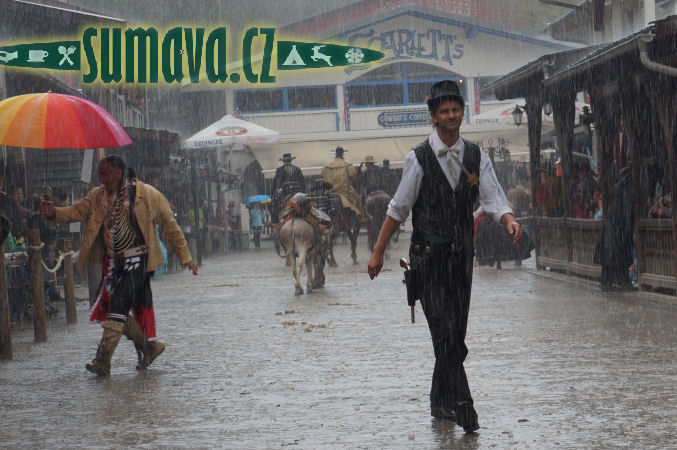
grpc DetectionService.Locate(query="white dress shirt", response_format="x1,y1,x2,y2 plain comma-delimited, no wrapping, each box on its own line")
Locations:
387,131,513,223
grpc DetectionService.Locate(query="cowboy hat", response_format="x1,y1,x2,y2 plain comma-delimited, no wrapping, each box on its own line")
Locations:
279,153,295,161
427,79,465,111
332,146,348,155
363,155,375,163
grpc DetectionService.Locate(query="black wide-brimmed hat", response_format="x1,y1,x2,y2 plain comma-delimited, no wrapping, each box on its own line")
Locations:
279,153,295,161
333,146,347,156
427,80,465,111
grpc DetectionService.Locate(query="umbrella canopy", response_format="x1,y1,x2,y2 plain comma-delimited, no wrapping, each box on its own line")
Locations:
470,102,590,127
0,92,132,149
243,194,271,204
182,115,279,150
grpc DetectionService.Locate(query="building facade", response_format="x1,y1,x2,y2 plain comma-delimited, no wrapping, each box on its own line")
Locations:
222,2,580,179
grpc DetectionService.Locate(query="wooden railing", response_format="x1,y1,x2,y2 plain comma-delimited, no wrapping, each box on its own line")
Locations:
567,219,602,278
637,219,676,290
528,216,675,293
534,217,568,272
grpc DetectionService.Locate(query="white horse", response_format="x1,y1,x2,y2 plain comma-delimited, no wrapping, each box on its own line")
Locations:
279,217,319,295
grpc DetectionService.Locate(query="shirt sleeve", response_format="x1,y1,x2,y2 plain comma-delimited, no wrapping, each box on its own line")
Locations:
386,150,423,223
478,150,513,223
53,188,96,224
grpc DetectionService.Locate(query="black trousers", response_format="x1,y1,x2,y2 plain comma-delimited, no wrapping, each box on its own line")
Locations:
416,246,474,412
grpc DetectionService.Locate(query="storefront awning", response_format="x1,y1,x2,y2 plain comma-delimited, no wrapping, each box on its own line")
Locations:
252,135,426,178
252,127,535,178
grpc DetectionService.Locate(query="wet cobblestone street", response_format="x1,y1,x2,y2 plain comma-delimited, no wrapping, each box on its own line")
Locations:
1,234,676,449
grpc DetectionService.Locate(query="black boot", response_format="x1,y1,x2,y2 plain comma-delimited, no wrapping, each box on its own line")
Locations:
455,401,479,433
431,405,456,421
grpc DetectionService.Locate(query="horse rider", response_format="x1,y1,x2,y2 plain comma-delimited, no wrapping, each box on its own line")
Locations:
380,159,399,197
272,153,306,222
360,155,386,200
308,179,336,287
321,146,364,218
308,179,336,220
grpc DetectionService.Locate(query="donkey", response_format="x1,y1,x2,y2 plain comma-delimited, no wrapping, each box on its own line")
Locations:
279,217,319,296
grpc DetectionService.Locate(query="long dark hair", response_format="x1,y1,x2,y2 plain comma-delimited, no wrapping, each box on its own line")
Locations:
99,155,136,179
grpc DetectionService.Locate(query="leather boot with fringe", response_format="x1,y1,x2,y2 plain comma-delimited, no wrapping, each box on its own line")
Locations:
123,316,146,369
139,340,165,370
86,320,124,376
123,316,165,370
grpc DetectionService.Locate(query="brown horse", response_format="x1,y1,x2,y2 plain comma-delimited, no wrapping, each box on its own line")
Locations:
327,194,360,266
365,190,391,252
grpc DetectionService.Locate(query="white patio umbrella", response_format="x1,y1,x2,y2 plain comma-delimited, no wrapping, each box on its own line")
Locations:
470,102,590,127
182,115,279,149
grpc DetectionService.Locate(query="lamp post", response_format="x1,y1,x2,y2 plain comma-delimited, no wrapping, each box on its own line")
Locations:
512,105,526,126
543,102,553,117
579,105,594,129
579,105,596,169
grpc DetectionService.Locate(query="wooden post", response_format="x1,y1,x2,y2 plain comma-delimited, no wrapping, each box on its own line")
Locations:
62,239,77,324
589,89,619,211
525,94,543,269
655,90,676,288
621,82,645,289
191,156,203,266
552,90,576,272
27,229,47,343
0,242,13,359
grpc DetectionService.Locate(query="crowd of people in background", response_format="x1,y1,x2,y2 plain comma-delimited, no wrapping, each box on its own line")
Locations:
532,158,672,221
2,149,672,305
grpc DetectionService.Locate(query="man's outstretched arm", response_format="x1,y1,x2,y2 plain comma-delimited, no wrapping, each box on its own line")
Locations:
367,216,401,279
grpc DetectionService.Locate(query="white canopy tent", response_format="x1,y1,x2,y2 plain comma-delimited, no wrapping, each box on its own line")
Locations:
182,115,280,150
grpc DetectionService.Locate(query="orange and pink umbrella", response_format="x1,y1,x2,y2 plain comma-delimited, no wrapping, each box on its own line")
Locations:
0,92,131,149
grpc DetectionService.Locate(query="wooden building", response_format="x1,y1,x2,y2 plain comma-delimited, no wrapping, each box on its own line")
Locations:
485,14,677,293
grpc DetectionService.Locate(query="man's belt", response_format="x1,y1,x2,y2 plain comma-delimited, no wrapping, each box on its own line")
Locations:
114,245,148,258
410,241,463,256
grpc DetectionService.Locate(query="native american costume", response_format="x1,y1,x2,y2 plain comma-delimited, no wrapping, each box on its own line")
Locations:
51,177,191,375
89,180,157,339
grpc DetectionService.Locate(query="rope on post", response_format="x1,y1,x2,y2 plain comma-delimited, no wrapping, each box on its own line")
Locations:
26,241,75,273
40,251,76,274
26,242,45,252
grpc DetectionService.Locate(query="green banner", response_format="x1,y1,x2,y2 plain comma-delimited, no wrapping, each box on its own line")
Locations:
277,41,383,70
0,41,80,70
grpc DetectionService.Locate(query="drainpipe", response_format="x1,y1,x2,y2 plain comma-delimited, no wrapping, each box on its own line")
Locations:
644,0,656,27
639,34,677,77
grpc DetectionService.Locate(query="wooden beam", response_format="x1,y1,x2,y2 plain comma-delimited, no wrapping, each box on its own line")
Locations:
551,90,577,272
655,87,677,289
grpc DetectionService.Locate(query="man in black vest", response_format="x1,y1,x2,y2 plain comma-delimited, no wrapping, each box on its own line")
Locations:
367,80,522,433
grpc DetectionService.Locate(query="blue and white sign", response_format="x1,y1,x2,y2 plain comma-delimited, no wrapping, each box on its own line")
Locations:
378,109,430,127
